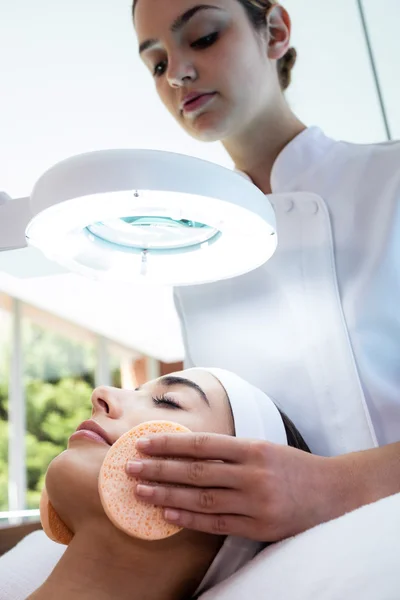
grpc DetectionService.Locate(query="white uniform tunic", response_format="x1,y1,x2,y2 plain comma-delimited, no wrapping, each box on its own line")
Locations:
174,127,400,456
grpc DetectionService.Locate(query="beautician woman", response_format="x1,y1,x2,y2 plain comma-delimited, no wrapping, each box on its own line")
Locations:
129,0,400,543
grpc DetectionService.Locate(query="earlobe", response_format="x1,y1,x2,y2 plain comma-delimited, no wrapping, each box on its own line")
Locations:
266,5,291,60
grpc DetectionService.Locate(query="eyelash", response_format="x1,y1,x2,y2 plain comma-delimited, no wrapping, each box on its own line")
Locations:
153,31,220,78
152,395,181,409
191,31,219,49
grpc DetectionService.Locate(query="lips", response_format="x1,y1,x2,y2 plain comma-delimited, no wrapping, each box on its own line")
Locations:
183,93,203,107
75,420,113,446
181,91,216,110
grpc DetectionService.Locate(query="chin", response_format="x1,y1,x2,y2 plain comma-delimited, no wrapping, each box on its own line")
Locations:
190,128,225,143
182,110,233,143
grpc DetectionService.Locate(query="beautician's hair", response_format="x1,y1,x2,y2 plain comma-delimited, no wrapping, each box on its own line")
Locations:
131,0,296,91
278,409,311,453
237,0,297,91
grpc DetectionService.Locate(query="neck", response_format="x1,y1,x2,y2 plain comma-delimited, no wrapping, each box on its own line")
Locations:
223,101,305,194
28,523,222,600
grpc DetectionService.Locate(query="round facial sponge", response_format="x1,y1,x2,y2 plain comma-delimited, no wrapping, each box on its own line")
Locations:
39,486,74,545
99,420,191,541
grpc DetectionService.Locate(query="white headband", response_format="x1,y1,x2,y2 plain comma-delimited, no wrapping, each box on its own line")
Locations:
205,367,288,445
189,368,288,596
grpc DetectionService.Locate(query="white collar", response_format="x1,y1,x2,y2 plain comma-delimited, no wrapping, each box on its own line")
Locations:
270,126,336,192
234,127,336,193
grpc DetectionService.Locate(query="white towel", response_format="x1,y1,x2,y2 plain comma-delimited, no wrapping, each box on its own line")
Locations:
200,491,400,600
0,530,65,600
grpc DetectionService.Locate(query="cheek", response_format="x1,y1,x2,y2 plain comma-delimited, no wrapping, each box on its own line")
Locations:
155,80,175,113
123,403,158,430
216,34,267,95
184,411,233,436
211,411,235,436
197,46,232,90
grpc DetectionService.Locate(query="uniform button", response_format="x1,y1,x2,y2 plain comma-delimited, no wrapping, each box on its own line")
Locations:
302,200,319,214
283,198,294,213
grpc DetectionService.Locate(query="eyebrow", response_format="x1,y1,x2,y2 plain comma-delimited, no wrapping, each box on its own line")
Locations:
139,5,222,54
137,375,210,406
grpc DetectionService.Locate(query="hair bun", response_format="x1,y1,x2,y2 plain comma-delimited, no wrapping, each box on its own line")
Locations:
278,47,297,90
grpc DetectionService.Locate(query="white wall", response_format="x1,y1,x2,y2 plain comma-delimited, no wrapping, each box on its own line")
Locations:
1,0,398,199
362,0,400,138
284,0,387,142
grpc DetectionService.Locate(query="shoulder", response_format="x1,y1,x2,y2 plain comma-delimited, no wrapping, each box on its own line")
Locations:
311,136,400,203
292,130,400,215
275,128,400,196
333,138,400,180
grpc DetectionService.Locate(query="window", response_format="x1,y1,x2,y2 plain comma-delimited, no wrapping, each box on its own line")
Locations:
0,294,11,514
22,306,95,512
0,295,150,527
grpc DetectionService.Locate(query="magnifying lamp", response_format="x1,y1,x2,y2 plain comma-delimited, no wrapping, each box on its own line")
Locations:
0,149,277,286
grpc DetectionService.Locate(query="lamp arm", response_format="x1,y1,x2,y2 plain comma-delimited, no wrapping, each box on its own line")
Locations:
0,196,31,252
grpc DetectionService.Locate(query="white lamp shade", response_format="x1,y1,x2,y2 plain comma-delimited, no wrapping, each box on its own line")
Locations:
23,149,277,286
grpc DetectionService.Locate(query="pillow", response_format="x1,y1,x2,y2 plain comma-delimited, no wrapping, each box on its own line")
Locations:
200,492,400,600
0,529,65,600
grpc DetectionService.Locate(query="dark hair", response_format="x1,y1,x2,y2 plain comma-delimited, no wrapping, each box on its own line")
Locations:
278,409,311,453
131,0,296,91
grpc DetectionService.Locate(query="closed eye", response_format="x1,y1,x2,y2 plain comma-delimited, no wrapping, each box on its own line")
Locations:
152,395,181,409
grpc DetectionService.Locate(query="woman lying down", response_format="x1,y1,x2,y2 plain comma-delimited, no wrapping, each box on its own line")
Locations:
29,367,310,600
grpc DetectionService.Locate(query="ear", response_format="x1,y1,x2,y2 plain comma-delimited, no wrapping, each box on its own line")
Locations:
266,5,292,60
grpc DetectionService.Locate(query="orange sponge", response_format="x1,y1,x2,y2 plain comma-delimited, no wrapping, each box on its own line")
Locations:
99,420,191,541
39,486,74,545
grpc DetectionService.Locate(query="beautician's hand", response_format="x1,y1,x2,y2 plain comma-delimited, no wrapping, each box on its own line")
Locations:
125,433,346,541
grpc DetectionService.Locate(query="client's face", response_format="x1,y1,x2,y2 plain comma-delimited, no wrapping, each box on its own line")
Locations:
45,369,233,534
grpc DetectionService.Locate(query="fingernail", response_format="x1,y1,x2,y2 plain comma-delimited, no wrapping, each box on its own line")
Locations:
136,484,154,497
164,509,180,522
126,460,144,474
136,437,150,450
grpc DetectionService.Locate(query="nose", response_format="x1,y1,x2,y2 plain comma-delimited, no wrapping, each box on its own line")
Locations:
167,54,197,88
91,386,123,419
